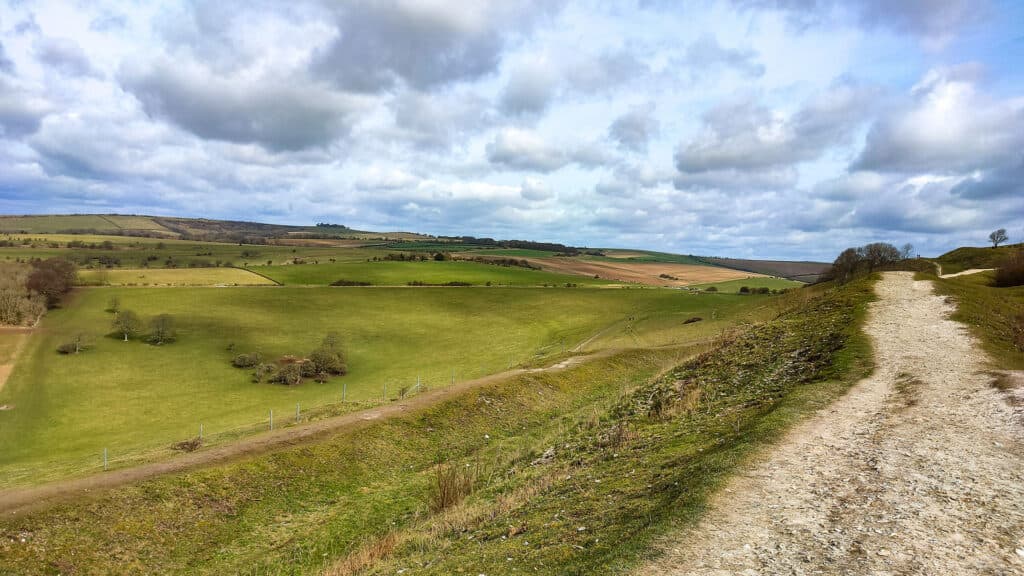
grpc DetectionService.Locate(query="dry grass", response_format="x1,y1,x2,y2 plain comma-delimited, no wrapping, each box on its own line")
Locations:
322,533,400,576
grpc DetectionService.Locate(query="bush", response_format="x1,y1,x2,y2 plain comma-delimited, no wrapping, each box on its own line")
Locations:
993,249,1024,287
253,363,276,383
232,352,263,368
271,362,303,386
704,286,718,292
427,460,479,513
683,317,702,324
756,287,771,294
739,286,751,294
147,314,176,345
56,342,78,354
330,279,372,286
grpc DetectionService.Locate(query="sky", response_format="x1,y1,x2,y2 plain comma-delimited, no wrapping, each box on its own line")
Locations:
0,0,1022,260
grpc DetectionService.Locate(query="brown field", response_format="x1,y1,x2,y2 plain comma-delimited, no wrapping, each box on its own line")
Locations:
272,238,381,248
601,250,651,259
707,257,830,282
527,257,765,286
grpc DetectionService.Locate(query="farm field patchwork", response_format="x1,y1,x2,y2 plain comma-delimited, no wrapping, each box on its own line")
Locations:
0,285,764,486
252,259,615,286
688,277,804,293
77,267,278,286
528,257,766,286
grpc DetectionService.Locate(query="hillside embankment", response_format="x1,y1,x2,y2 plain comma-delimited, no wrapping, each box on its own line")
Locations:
641,272,1024,574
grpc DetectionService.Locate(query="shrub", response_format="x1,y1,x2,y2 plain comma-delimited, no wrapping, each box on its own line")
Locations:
993,249,1024,287
171,437,202,452
756,287,771,294
253,363,276,383
147,314,176,345
683,316,702,324
427,460,479,513
232,352,263,368
56,342,78,355
704,286,718,292
274,363,303,385
739,286,751,294
330,279,372,286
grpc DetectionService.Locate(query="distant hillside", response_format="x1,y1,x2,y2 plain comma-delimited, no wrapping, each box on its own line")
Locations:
935,243,1023,275
0,214,432,243
698,257,831,283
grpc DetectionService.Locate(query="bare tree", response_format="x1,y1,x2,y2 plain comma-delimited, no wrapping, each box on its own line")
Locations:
900,243,914,260
112,310,142,341
148,314,176,345
989,228,1008,248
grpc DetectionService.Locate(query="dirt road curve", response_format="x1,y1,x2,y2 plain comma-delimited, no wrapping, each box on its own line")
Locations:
639,272,1024,575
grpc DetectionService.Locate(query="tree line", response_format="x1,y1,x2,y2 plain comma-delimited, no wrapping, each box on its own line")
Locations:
0,258,76,326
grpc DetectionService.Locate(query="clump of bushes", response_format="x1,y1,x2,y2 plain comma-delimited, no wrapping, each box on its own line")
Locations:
56,334,89,355
238,333,348,385
993,249,1024,288
704,286,718,292
232,352,263,368
683,317,702,324
659,273,679,280
330,279,372,286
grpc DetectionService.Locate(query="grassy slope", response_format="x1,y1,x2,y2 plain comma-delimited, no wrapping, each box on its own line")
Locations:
252,260,613,286
0,279,873,575
934,242,1022,274
687,277,803,293
0,233,382,268
0,287,758,486
922,270,1024,369
356,277,876,575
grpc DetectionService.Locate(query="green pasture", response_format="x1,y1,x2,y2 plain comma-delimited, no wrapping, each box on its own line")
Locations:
0,233,383,269
0,285,763,485
77,267,277,286
252,259,613,286
688,277,804,293
934,242,1022,274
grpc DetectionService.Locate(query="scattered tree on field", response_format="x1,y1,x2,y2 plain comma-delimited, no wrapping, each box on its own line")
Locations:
826,242,907,284
57,333,90,354
148,314,176,345
989,228,1008,248
106,296,121,314
112,310,142,341
0,262,46,326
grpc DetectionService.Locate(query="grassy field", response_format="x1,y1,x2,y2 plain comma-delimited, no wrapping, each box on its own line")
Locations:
77,267,278,286
934,242,1023,274
0,233,382,269
0,285,762,486
252,259,614,286
688,277,804,293
0,278,873,575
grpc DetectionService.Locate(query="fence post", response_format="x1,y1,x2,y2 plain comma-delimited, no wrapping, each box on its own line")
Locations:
296,402,300,423
342,381,347,402
270,409,274,430
199,423,203,440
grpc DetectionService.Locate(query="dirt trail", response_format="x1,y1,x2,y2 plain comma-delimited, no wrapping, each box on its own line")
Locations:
640,272,1024,575
940,268,995,279
0,347,630,517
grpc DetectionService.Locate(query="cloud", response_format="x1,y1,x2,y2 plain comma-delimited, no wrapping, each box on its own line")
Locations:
609,107,659,152
34,37,100,78
500,60,557,116
390,88,493,149
676,80,876,174
680,35,764,77
0,78,51,137
520,178,553,201
853,65,1024,174
0,42,14,73
312,0,563,92
486,128,569,172
121,59,365,151
729,0,986,41
564,49,647,93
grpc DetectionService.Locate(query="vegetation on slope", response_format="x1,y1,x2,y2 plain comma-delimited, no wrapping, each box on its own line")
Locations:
934,242,1023,275
345,276,875,575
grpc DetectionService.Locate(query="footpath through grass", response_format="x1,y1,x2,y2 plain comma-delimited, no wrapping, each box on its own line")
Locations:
0,286,756,486
921,270,1024,369
0,277,874,575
